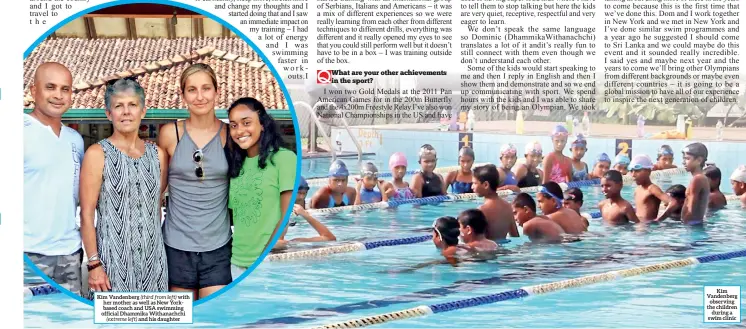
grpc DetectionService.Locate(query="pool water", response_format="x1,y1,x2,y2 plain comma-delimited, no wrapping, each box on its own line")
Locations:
24,174,746,327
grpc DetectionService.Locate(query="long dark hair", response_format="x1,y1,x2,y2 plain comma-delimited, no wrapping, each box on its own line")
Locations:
225,97,286,178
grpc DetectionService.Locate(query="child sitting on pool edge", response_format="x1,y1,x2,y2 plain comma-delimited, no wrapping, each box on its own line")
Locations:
458,209,498,252
354,162,387,205
515,141,543,188
444,146,475,194
513,193,565,243
310,160,357,209
382,152,415,200
599,170,640,225
497,144,521,192
653,145,677,171
590,153,611,179
570,134,590,181
613,154,630,175
730,165,746,207
411,144,446,197
703,164,727,209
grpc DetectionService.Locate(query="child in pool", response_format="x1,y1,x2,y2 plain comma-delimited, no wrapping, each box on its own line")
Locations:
703,164,727,209
613,154,630,175
274,177,337,250
590,153,612,179
497,144,521,192
310,160,357,209
515,141,544,188
542,125,572,184
598,170,640,225
681,143,710,225
629,155,671,222
730,166,746,207
513,193,565,243
431,216,461,260
444,146,475,194
473,164,519,240
537,182,587,234
354,162,387,205
563,188,589,228
411,144,447,198
458,209,498,252
656,184,686,222
569,134,590,181
653,145,677,171
382,152,415,200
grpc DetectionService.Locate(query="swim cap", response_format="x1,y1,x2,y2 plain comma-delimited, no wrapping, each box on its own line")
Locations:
614,154,630,166
596,153,611,164
730,165,746,183
524,141,543,155
388,152,408,171
538,182,563,209
682,142,708,161
298,176,309,191
459,146,475,159
564,187,583,203
418,144,437,158
570,134,587,148
658,145,674,156
500,143,517,156
360,162,379,177
551,124,569,137
328,159,349,177
628,154,653,171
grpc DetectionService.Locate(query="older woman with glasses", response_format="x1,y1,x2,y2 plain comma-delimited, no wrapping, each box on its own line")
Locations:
157,63,233,300
79,78,169,295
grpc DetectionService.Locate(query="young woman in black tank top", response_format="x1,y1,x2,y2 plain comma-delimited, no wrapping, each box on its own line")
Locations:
412,144,446,197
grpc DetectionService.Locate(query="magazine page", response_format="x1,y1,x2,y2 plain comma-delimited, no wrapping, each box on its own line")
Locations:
5,0,746,328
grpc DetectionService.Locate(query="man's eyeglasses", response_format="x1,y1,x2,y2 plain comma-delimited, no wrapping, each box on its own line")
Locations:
193,150,205,180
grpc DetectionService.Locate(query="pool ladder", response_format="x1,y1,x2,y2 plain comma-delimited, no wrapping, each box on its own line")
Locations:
295,101,362,163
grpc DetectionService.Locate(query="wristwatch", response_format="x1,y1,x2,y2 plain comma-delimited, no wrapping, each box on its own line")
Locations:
88,254,99,262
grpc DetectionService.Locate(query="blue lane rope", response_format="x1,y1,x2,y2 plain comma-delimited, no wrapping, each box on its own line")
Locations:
310,248,746,328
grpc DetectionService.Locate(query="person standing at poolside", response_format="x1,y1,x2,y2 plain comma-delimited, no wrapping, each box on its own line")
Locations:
542,125,572,184
411,144,447,197
569,134,590,181
158,63,232,299
471,164,519,240
225,97,296,279
444,146,475,194
680,143,710,225
629,155,671,222
80,78,168,295
24,62,85,296
515,141,543,188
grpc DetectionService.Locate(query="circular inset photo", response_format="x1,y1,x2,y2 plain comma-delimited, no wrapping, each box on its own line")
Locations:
23,1,300,307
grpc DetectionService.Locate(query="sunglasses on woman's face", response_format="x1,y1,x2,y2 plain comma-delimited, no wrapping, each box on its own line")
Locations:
193,150,204,180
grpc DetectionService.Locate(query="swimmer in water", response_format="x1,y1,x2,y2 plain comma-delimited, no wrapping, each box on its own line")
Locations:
569,134,591,181
497,144,521,192
310,159,357,209
431,216,461,262
613,154,631,176
444,146,475,194
472,164,519,240
681,142,709,225
599,170,640,225
382,152,415,200
703,164,727,209
458,209,498,252
515,141,544,188
563,188,589,228
630,155,671,222
537,182,587,234
274,177,337,250
653,145,677,171
354,162,386,205
590,153,611,179
656,184,686,222
411,144,446,197
512,193,565,243
542,125,572,184
730,165,746,208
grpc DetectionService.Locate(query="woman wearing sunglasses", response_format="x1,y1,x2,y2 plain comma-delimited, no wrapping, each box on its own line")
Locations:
157,63,232,300
80,78,169,295
225,97,296,280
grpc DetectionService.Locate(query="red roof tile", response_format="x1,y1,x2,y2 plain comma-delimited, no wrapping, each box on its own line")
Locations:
23,37,287,110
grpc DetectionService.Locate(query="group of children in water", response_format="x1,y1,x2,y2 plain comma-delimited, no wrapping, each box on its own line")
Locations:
285,124,746,259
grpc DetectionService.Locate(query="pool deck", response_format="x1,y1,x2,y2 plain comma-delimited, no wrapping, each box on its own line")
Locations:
353,121,746,142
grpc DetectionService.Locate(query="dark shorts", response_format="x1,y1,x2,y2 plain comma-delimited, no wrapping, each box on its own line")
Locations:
165,240,233,290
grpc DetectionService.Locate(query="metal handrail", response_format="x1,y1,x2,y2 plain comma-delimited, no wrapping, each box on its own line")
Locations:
294,101,336,161
313,101,363,163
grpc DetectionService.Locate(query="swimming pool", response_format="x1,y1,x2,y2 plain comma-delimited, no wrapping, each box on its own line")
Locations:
24,172,746,327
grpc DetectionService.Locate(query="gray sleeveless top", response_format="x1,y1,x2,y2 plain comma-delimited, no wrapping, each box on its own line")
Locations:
96,139,168,293
163,122,231,252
